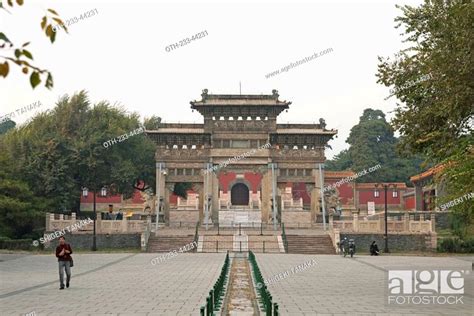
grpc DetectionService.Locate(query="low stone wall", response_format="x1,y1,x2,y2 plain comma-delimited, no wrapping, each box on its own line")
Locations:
43,233,141,250
282,211,311,227
340,232,436,252
169,210,199,226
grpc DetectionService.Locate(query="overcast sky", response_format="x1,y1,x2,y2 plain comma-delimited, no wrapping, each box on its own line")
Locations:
1,0,422,159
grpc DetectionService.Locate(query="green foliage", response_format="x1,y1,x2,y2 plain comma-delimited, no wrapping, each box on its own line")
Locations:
143,116,162,130
325,149,352,171
377,0,473,160
376,0,473,237
0,238,34,250
0,119,16,134
1,1,67,89
437,237,474,253
173,183,193,199
0,91,156,237
326,108,424,184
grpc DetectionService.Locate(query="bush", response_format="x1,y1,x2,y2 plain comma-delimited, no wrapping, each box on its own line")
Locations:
437,237,474,253
0,238,33,250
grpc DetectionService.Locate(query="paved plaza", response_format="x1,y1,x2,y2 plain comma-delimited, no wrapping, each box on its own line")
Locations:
0,252,472,315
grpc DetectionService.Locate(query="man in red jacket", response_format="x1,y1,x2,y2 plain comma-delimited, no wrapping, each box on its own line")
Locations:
56,236,73,290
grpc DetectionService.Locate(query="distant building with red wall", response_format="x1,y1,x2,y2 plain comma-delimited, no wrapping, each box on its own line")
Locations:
355,182,408,212
410,164,446,211
80,187,152,214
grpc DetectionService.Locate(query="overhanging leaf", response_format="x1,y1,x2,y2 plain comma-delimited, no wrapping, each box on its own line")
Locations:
22,49,33,60
0,32,12,44
47,8,59,15
41,16,47,30
30,71,41,88
0,62,9,77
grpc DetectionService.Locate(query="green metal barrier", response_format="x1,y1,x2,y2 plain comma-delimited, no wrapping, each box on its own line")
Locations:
249,251,279,315
281,223,288,253
200,253,230,315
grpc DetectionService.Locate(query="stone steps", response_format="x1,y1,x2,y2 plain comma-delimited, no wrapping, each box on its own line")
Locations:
286,235,336,254
147,235,195,252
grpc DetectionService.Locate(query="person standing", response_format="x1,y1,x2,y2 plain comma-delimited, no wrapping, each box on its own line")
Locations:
56,236,73,290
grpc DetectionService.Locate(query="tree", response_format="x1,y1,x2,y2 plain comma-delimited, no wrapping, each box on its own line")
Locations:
376,0,474,238
144,116,162,130
0,148,49,238
326,108,424,184
0,1,67,89
1,91,156,213
0,119,16,134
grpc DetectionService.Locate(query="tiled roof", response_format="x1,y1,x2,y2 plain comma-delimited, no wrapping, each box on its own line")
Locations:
356,182,408,189
410,164,445,182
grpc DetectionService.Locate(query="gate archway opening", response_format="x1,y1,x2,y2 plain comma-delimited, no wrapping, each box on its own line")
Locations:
231,183,249,205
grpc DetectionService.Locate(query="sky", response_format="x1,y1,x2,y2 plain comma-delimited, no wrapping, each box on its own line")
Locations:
1,0,423,159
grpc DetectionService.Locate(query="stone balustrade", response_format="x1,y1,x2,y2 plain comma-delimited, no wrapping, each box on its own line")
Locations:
46,212,147,234
329,213,435,233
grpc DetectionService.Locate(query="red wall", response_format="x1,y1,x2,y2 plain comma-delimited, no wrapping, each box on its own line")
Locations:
405,195,415,210
285,182,311,204
358,190,402,205
218,172,262,193
80,193,121,204
219,173,237,193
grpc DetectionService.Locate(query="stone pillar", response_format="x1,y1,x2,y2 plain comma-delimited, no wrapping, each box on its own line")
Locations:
121,216,128,233
261,168,272,223
415,184,423,211
404,212,410,232
96,214,102,234
163,185,171,224
211,170,219,223
379,216,384,233
71,212,76,221
59,214,64,220
155,162,167,223
352,213,359,232
46,213,52,231
312,167,322,223
430,213,436,232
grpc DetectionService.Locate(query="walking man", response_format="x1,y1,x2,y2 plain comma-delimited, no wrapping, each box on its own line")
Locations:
56,236,73,290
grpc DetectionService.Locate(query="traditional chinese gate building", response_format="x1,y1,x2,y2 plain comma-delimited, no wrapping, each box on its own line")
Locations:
146,89,337,227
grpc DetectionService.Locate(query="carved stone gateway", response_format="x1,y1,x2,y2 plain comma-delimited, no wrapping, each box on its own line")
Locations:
146,90,337,225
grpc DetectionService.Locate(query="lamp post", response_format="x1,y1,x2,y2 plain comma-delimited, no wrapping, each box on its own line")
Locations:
92,185,104,251
375,183,397,253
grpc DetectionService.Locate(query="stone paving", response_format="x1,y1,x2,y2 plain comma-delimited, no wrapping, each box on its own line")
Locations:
254,254,473,315
0,252,226,316
0,252,472,315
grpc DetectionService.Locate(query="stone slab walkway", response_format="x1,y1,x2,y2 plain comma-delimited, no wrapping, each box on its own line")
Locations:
254,254,473,315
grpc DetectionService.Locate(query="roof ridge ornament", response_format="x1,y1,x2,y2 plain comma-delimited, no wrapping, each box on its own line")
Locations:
272,89,279,99
201,89,208,100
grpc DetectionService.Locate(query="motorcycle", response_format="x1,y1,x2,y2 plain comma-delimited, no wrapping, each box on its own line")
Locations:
348,239,356,258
